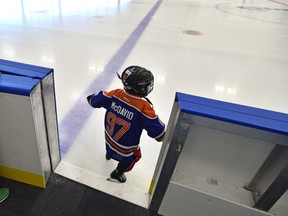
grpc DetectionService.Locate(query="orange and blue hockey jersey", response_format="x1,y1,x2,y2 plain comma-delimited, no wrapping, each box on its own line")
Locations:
88,89,165,164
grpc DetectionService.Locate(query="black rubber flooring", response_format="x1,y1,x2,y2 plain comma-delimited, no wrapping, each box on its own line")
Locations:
0,173,162,216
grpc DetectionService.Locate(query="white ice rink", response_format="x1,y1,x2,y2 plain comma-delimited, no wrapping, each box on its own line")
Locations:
1,0,288,209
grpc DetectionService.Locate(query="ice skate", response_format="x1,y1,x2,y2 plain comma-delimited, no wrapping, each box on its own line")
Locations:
107,169,126,183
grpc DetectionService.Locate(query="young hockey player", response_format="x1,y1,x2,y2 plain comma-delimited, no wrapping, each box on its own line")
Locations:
87,65,165,183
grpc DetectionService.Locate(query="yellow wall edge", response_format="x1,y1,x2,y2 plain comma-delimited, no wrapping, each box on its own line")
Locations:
148,179,155,194
0,165,46,188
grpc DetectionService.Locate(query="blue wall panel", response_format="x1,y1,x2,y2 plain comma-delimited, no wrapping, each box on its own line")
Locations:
176,92,288,136
0,59,53,96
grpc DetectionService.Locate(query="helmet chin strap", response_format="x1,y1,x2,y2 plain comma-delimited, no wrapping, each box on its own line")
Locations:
117,72,121,79
144,97,154,108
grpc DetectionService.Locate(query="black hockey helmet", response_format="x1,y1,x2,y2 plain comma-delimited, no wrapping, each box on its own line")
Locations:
118,66,154,97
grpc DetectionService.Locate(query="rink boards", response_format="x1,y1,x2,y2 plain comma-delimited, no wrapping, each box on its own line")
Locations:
0,59,60,188
150,92,288,216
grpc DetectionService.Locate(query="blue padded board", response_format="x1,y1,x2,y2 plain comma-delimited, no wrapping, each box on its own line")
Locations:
0,59,53,96
0,74,39,96
176,92,288,136
0,59,52,78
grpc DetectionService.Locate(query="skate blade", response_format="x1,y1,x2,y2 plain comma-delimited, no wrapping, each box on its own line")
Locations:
106,177,123,183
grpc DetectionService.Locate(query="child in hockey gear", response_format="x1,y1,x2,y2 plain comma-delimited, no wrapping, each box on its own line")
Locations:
87,65,165,183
